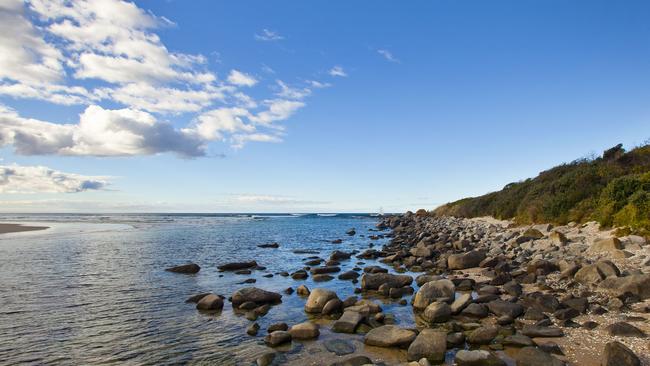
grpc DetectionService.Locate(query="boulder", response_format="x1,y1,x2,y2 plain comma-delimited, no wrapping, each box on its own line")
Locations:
305,288,339,313
330,250,351,261
549,231,569,245
296,284,310,296
165,263,200,274
338,270,359,280
467,326,499,344
598,274,650,300
218,261,257,271
461,303,489,318
196,294,224,311
289,322,320,339
448,250,486,270
310,266,341,275
264,331,291,347
451,292,473,314
364,325,417,348
332,310,365,333
322,298,343,315
514,347,564,366
324,339,356,356
361,273,413,290
455,350,506,366
258,242,279,248
412,279,455,310
329,356,372,366
503,333,534,347
247,322,260,336
231,287,282,306
487,299,524,318
605,322,646,338
590,237,623,253
574,264,606,284
406,329,446,362
422,302,451,323
521,325,563,337
602,341,640,366
186,293,210,303
313,274,334,282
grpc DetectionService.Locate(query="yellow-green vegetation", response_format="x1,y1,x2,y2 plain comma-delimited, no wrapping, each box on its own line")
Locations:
434,143,650,234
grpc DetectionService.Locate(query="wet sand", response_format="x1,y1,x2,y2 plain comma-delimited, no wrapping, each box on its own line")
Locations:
0,223,49,234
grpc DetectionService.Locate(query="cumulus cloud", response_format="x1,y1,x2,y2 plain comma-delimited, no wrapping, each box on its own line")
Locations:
0,105,205,157
227,70,258,87
0,163,109,193
0,0,326,156
254,29,284,41
329,66,347,77
377,49,399,63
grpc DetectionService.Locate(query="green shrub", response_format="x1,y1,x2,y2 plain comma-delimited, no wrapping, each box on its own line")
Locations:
434,143,650,233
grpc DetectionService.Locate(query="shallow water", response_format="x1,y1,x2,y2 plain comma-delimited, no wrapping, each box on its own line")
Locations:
0,213,421,365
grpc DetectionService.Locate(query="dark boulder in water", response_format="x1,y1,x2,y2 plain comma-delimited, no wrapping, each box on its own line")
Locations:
231,287,282,306
186,293,210,303
218,261,258,271
165,263,200,274
196,294,224,311
258,242,279,248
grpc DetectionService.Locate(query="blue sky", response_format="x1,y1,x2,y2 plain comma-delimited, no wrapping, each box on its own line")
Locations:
0,0,649,212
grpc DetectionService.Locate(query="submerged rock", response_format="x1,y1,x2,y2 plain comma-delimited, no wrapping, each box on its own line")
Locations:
264,331,291,347
364,325,416,348
324,338,355,356
165,263,200,274
218,261,258,271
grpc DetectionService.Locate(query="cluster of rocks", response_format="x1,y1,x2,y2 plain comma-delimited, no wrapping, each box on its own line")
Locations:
167,213,649,365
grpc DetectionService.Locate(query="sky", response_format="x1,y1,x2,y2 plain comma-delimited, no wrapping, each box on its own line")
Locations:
0,0,649,213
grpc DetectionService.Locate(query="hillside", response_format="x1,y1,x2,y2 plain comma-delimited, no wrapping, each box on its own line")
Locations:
433,142,650,234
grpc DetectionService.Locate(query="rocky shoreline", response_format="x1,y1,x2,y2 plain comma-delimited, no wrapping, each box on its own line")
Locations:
170,213,650,365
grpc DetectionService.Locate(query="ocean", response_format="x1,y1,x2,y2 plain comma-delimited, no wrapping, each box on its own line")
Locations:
0,213,415,365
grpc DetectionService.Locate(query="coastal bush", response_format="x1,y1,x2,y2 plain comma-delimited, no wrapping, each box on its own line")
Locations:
434,143,650,234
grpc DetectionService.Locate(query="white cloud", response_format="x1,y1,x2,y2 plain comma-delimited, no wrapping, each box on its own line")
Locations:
0,0,325,156
94,83,227,114
0,163,109,193
329,66,347,77
307,80,331,89
231,133,282,149
191,107,254,141
250,99,305,125
0,105,204,157
275,80,311,99
0,0,64,84
377,49,399,63
227,70,258,87
255,29,284,41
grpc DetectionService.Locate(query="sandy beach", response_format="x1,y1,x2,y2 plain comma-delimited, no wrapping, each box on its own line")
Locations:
0,223,49,234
